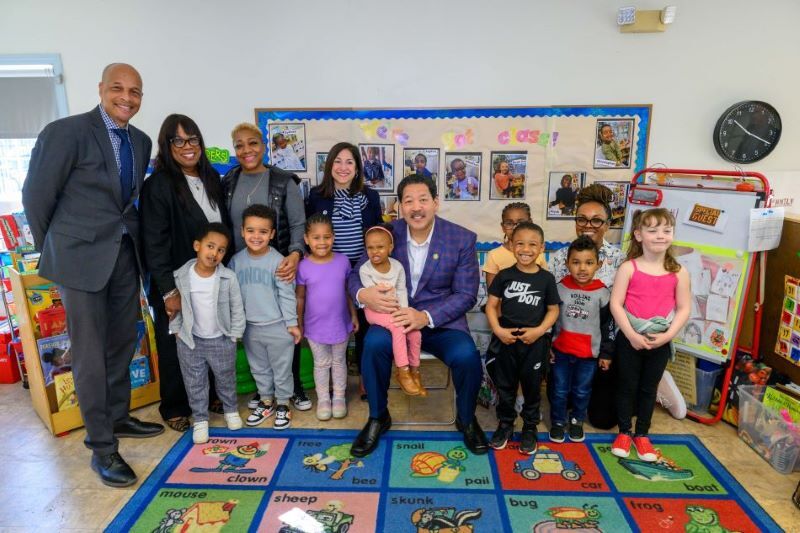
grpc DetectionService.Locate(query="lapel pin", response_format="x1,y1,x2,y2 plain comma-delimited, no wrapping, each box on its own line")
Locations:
433,253,439,260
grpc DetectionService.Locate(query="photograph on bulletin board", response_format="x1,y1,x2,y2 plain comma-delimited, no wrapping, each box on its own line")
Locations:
298,178,311,201
314,152,327,184
547,171,584,218
360,144,394,193
594,119,633,169
403,148,439,181
594,181,630,228
444,153,482,201
673,242,749,362
268,123,306,171
489,151,527,200
381,196,399,223
775,275,800,364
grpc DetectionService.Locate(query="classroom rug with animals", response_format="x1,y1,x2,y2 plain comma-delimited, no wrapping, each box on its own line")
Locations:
107,429,779,532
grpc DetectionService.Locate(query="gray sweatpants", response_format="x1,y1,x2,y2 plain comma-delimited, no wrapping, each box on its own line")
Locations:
176,335,238,422
243,322,295,405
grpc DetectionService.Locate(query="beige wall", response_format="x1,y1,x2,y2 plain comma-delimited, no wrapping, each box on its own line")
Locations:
2,0,798,210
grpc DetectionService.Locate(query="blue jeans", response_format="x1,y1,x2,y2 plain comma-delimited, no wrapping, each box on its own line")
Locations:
549,349,598,427
361,325,481,426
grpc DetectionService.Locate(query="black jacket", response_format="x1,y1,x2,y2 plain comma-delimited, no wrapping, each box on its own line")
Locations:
305,185,383,230
222,164,303,256
140,168,230,299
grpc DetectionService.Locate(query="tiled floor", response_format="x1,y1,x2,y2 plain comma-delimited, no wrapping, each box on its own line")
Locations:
1,370,798,532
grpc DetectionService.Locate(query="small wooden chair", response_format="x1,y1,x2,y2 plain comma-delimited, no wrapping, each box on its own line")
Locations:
388,351,456,426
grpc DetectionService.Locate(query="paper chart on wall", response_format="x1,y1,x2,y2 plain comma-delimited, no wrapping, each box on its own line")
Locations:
774,275,800,365
674,241,749,363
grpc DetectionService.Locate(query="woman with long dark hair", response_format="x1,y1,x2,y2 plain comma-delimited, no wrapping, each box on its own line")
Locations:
140,114,230,432
306,142,383,397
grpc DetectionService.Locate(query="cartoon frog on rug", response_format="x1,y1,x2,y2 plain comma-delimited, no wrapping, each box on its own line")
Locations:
685,506,740,533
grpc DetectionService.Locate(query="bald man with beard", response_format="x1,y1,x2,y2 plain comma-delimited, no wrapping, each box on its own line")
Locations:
23,63,164,487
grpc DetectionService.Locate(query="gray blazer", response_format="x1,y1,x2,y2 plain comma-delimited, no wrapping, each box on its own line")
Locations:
171,259,246,349
22,106,152,291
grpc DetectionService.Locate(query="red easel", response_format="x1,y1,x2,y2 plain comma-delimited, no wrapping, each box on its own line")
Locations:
628,168,771,425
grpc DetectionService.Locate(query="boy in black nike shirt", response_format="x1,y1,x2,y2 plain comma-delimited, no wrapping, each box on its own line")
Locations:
485,221,560,454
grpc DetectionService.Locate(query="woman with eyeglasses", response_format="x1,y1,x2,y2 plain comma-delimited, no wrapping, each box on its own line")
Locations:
547,183,624,287
140,114,230,432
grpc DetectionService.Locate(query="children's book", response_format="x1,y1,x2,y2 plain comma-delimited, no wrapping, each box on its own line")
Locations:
37,333,71,386
54,371,78,411
762,386,800,425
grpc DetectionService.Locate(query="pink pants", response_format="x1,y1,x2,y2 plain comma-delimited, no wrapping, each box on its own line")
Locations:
365,308,422,368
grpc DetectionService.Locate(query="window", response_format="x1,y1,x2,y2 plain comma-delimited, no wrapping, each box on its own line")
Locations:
0,54,68,212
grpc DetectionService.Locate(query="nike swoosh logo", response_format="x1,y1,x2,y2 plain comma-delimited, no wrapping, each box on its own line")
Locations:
504,288,540,300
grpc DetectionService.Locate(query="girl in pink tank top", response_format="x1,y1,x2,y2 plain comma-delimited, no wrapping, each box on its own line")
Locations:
608,208,691,462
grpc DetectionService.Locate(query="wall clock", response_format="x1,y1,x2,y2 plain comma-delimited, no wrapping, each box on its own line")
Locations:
713,101,781,163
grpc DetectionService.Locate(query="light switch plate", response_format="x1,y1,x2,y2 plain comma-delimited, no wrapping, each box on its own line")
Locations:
618,6,636,25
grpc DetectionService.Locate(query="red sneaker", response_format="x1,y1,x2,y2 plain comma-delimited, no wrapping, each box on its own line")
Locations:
633,436,658,462
611,433,632,458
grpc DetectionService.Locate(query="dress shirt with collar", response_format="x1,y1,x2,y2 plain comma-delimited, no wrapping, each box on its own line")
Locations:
98,105,135,176
407,220,436,328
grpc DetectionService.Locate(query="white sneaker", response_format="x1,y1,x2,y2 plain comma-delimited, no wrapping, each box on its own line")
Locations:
193,421,209,444
657,371,687,419
273,405,292,430
247,393,261,409
224,412,243,430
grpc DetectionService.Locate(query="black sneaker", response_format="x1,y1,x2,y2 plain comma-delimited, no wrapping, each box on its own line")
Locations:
246,401,275,426
291,391,312,411
549,424,566,443
489,423,514,450
247,393,261,409
273,405,292,430
568,419,585,442
520,427,538,455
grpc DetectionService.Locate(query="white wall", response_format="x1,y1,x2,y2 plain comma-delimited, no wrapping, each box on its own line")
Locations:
2,0,798,208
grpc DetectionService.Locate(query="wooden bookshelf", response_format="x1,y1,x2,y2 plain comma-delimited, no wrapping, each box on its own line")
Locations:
9,268,160,435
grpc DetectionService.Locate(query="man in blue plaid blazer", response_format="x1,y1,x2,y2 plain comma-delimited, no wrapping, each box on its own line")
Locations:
347,175,488,457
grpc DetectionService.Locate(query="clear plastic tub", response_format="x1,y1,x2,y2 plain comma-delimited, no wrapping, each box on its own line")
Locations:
737,385,800,474
687,368,721,412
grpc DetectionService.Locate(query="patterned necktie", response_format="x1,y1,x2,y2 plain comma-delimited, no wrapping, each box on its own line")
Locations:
113,128,133,205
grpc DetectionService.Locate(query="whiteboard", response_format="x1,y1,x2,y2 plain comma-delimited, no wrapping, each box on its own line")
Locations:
622,186,760,252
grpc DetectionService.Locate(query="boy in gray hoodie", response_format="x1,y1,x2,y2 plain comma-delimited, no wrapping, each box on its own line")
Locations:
229,204,302,430
171,222,246,444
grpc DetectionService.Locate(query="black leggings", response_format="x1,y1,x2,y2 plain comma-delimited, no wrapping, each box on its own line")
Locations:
615,333,671,436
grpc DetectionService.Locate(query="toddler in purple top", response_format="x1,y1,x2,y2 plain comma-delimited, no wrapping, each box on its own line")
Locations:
296,213,359,421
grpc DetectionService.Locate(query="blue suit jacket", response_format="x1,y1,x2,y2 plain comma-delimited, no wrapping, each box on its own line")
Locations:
348,216,479,334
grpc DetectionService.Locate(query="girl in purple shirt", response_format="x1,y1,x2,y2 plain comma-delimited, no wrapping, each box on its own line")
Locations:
296,213,359,421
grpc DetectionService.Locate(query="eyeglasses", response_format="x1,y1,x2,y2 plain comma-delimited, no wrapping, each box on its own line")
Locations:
170,136,200,148
452,166,466,172
575,216,608,228
502,220,528,229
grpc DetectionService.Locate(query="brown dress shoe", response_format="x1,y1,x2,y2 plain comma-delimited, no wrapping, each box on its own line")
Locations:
410,367,427,397
395,366,420,395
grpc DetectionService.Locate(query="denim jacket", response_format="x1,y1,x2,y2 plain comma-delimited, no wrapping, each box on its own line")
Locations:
171,259,246,349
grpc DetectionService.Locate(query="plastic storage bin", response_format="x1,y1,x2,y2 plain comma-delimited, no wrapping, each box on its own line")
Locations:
737,385,800,474
687,367,721,412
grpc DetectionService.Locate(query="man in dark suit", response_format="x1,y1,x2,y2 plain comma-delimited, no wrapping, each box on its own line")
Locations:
347,174,488,457
22,63,164,487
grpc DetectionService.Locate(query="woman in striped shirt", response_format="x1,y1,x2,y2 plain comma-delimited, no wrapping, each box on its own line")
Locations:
306,142,383,397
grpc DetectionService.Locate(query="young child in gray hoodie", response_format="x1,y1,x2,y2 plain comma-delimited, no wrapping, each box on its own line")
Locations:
171,222,246,444
229,204,302,431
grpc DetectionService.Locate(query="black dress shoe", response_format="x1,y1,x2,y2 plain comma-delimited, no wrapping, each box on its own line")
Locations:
91,452,137,487
113,417,165,438
457,417,489,455
351,413,392,458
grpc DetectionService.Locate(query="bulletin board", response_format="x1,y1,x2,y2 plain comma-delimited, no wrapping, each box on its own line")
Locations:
255,106,651,244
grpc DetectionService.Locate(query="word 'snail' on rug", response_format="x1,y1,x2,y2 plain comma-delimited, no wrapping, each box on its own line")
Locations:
107,429,778,532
